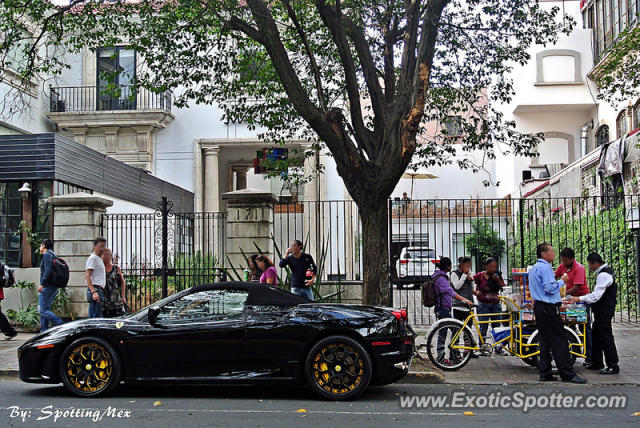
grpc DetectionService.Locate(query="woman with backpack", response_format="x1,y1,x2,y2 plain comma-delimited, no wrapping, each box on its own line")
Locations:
432,257,473,363
473,257,507,353
433,257,474,321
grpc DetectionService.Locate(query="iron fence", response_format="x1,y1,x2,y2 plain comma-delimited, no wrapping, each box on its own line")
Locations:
391,196,640,326
100,195,640,323
272,200,363,284
101,201,225,312
50,85,172,113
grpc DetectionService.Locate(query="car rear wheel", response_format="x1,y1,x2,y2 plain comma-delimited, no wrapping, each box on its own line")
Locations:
59,336,121,397
305,335,372,400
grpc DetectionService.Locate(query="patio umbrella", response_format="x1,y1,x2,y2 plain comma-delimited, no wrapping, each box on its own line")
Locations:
401,172,439,199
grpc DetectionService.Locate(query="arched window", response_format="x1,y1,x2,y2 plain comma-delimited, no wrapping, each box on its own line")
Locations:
595,125,609,147
633,100,640,130
617,110,628,139
535,50,582,84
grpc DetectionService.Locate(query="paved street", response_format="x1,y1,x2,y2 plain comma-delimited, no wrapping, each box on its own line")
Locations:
1,378,639,427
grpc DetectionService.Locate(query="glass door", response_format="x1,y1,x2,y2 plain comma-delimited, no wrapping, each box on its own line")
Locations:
97,47,136,110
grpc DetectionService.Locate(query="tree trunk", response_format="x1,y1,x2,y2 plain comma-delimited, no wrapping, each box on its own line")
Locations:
360,199,391,306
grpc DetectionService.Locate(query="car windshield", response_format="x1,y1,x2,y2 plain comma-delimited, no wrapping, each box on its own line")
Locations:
126,289,191,319
406,249,435,259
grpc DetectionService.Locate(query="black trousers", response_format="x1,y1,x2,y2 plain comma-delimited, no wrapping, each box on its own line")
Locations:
0,308,16,336
533,301,577,380
591,309,619,368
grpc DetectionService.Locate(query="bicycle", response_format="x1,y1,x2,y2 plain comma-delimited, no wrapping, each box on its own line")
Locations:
422,295,586,371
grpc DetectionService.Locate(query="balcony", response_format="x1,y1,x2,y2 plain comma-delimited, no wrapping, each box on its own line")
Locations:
46,85,175,172
49,85,172,113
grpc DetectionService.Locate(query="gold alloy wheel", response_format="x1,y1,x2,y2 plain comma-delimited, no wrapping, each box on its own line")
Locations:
65,342,113,393
311,342,365,396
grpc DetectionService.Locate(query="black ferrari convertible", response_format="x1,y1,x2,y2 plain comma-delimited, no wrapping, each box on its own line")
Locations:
18,282,415,400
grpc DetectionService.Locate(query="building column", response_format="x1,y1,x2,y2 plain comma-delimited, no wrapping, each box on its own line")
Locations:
203,146,221,212
233,166,249,190
133,126,153,153
103,127,119,154
222,190,277,272
69,127,88,146
49,193,113,316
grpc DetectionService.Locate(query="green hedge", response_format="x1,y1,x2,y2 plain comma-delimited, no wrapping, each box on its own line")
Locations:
510,203,638,317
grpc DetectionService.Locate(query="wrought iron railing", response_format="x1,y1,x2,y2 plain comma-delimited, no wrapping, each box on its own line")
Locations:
49,85,172,113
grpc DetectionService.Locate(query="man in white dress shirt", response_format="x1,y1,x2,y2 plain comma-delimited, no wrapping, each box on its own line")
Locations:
568,252,619,374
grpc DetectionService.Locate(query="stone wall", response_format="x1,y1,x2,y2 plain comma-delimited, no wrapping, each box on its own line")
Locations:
49,193,113,316
0,268,39,312
222,189,277,271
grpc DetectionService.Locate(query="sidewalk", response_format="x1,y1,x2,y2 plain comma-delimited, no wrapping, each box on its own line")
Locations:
0,333,30,376
413,324,640,384
1,327,638,385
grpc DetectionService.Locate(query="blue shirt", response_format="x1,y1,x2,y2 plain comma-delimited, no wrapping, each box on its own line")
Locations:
529,259,565,304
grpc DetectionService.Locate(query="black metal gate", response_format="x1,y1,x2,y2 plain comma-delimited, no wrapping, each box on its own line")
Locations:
101,197,226,311
390,196,640,326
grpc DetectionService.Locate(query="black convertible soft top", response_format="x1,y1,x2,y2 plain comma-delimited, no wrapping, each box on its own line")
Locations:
189,282,312,306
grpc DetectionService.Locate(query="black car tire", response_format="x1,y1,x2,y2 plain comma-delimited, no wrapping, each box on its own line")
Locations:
305,335,372,401
59,336,122,397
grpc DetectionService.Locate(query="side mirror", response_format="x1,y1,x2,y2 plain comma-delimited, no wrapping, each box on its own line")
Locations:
148,306,160,326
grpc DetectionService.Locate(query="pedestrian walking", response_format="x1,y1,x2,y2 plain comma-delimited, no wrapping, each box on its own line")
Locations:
555,247,592,365
0,263,17,340
450,256,474,322
102,249,127,317
529,243,586,383
256,255,278,287
85,237,107,318
568,252,619,375
432,257,473,362
279,240,316,300
473,258,506,351
38,239,64,332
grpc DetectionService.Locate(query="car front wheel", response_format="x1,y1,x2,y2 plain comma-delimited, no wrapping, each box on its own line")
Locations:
305,335,372,400
59,336,122,397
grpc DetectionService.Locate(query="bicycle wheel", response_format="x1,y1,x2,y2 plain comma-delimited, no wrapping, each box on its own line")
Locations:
524,327,579,368
426,320,475,371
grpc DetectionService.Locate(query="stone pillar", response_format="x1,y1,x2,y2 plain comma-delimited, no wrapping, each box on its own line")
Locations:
49,193,113,317
233,166,248,190
222,189,277,273
204,146,221,212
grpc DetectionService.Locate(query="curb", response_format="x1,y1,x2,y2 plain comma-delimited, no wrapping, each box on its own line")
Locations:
0,369,18,378
399,371,445,384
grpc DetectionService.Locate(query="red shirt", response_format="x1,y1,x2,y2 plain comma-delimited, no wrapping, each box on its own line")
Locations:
555,262,588,296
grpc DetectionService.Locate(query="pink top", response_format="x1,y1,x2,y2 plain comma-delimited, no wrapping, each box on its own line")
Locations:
260,266,278,288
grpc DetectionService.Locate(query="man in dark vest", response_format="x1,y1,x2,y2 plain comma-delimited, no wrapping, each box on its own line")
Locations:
568,252,619,374
450,256,475,321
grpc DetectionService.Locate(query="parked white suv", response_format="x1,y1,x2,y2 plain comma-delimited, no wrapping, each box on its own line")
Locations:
395,246,438,288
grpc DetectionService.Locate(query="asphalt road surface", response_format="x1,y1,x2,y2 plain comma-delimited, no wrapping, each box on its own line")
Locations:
1,377,639,427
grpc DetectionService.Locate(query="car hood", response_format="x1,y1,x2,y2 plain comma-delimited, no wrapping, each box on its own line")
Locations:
20,317,136,350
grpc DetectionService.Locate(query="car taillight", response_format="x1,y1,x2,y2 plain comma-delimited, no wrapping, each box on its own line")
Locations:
391,310,408,321
399,259,409,264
